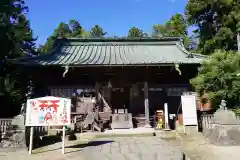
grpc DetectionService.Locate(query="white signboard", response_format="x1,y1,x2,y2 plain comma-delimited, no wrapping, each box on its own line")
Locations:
25,96,71,126
181,95,198,126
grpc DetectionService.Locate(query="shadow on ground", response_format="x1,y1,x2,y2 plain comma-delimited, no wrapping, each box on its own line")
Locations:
33,135,62,149
33,139,114,154
67,140,114,148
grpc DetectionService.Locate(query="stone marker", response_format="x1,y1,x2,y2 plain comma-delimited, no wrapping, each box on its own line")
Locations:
0,114,27,152
214,104,238,125
204,100,240,146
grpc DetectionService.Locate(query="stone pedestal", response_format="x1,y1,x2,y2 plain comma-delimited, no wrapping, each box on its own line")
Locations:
144,124,152,128
214,109,238,125
0,115,27,152
203,109,240,146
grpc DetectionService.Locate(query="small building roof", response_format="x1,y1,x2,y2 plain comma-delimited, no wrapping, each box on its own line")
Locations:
10,37,206,66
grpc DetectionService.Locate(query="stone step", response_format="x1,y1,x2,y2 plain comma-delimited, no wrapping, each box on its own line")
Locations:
155,130,177,139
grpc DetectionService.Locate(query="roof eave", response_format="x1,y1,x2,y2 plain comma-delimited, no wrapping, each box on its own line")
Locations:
12,62,201,67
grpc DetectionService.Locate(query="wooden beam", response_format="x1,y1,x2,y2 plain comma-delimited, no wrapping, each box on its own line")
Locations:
95,82,100,120
144,81,150,127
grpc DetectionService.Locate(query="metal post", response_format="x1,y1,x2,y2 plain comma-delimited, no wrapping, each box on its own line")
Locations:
164,103,170,130
62,126,66,154
28,126,34,154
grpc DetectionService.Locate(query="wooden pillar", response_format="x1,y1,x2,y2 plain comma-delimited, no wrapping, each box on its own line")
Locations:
95,82,100,119
144,81,150,127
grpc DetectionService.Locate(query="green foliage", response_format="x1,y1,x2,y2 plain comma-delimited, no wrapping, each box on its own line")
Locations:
69,20,83,38
152,13,190,48
89,25,107,37
185,0,240,54
191,50,240,109
38,20,94,53
231,108,240,114
37,36,55,53
128,27,148,37
38,21,73,53
0,0,37,59
152,13,188,37
38,22,72,53
16,15,37,54
0,0,36,115
4,73,22,104
52,22,72,38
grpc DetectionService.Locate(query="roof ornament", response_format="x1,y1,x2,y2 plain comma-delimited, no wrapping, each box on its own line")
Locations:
108,80,112,88
175,64,182,75
180,38,184,47
63,66,69,77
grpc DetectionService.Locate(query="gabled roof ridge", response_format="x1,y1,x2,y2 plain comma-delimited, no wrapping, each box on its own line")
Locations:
56,37,182,43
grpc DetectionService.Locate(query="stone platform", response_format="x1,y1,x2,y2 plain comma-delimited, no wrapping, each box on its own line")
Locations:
74,128,155,139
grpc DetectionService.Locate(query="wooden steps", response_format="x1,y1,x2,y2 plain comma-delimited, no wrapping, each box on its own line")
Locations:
92,121,101,132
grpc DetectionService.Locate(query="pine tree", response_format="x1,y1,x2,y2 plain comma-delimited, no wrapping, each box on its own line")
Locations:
0,0,36,117
89,25,107,37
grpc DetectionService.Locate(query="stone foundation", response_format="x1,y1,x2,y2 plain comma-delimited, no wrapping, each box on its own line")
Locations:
202,107,240,146
204,125,240,146
0,115,27,152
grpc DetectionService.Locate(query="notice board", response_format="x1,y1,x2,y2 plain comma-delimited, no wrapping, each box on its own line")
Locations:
25,96,71,126
181,95,198,126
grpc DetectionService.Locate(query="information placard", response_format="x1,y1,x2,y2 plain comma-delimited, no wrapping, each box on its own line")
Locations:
181,95,198,126
25,96,71,126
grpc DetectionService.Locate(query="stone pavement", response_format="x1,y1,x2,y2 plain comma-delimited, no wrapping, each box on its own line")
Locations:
178,132,240,160
1,136,183,160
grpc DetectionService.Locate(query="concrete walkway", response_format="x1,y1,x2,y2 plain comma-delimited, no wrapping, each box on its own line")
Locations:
1,136,183,160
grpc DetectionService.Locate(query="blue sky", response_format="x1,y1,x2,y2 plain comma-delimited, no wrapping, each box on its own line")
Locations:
24,0,188,46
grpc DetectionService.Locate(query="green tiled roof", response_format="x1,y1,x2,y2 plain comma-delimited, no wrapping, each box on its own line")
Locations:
11,37,206,66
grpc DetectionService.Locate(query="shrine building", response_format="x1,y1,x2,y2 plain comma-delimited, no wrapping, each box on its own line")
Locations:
11,37,206,130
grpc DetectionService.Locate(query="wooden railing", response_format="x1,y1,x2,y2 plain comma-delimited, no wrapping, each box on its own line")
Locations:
0,118,50,137
98,93,112,113
0,119,12,135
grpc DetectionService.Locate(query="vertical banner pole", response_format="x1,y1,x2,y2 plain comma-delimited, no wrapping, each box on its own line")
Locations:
62,125,66,154
29,126,34,154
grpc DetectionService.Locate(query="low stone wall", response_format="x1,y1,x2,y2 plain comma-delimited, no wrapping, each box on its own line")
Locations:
201,110,240,146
